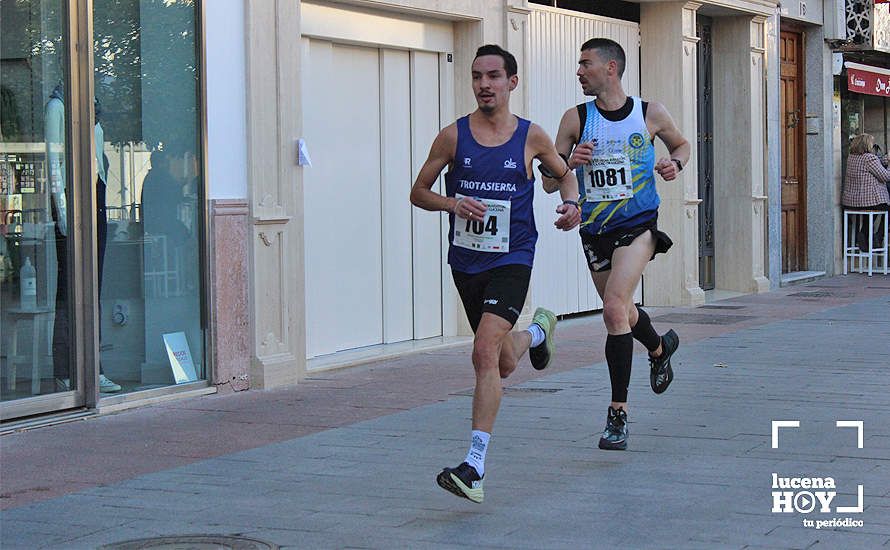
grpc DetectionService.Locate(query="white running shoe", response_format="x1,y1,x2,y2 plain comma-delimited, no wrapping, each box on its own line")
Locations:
99,374,122,393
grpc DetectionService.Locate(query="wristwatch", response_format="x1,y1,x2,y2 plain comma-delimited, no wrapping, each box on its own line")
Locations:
672,159,683,172
562,199,581,212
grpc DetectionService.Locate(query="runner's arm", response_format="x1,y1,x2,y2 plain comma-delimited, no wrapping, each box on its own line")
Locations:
647,101,691,181
410,125,459,213
528,123,581,231
529,124,577,197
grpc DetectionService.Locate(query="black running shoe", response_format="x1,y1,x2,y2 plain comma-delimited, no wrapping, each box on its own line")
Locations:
436,462,484,503
598,406,628,450
649,329,679,394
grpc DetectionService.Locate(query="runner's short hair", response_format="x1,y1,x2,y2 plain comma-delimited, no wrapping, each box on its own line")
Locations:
474,44,518,77
581,38,626,78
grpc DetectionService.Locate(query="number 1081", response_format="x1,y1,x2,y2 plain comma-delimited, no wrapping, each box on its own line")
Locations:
587,167,627,188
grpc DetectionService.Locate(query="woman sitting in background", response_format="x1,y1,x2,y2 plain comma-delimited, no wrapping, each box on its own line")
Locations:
842,133,890,250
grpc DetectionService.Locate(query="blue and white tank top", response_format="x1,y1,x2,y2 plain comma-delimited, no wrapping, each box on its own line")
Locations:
445,115,537,274
576,96,658,235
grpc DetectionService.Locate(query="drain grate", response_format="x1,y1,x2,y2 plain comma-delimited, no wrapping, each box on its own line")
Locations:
788,290,831,297
698,304,747,310
788,290,854,298
806,284,848,288
100,535,278,550
652,313,754,325
504,387,561,395
453,387,561,398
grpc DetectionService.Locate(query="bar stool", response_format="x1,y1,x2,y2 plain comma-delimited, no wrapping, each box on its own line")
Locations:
4,306,53,395
844,209,889,276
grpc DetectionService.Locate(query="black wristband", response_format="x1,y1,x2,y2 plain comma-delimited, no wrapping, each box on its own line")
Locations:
539,160,571,179
538,162,556,179
672,158,683,172
562,199,580,211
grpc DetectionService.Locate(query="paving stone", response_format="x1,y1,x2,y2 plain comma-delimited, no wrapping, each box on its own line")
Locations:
2,279,889,548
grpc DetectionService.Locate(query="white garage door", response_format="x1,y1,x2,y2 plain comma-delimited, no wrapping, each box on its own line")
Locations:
528,6,641,316
301,5,451,359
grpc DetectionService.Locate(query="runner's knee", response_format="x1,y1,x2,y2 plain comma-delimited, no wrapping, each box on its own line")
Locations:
472,337,501,373
602,296,630,329
627,302,639,326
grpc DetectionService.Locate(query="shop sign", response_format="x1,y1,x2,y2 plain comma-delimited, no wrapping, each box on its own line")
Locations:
846,63,890,97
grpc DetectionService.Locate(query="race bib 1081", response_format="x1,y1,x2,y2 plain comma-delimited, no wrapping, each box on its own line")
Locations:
581,153,634,202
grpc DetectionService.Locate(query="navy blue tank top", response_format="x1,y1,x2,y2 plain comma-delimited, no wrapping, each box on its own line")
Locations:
445,115,537,274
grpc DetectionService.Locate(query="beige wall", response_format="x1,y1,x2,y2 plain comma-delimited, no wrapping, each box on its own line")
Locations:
639,1,775,304
711,15,771,293
243,0,783,387
640,2,706,306
244,0,532,388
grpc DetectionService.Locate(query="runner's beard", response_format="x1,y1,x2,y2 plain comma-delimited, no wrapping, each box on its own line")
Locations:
478,94,497,113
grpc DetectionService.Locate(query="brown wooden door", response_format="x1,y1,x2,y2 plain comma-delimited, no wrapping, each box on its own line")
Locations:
780,30,807,273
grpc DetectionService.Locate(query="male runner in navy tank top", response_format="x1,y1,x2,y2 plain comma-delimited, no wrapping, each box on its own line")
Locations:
410,44,581,503
542,38,691,451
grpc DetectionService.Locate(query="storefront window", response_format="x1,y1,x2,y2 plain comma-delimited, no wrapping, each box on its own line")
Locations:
2,1,205,407
94,0,205,394
1,1,75,401
862,94,889,151
840,74,890,175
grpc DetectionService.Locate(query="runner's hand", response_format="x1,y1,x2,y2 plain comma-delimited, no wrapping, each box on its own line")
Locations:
655,157,678,181
554,202,581,231
569,141,596,168
452,196,487,220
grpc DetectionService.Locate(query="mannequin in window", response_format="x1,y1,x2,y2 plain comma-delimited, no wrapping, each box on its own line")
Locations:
141,148,193,293
47,87,121,392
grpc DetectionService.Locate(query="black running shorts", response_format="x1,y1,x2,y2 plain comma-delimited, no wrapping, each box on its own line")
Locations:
451,264,531,331
580,217,672,273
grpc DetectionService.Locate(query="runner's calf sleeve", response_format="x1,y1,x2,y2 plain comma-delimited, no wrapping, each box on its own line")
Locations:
605,332,634,403
631,305,661,352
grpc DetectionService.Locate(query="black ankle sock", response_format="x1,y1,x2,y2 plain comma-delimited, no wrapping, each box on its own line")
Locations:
605,332,634,402
631,305,661,353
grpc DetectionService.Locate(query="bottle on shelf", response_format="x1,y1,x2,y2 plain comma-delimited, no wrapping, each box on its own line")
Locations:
20,256,37,310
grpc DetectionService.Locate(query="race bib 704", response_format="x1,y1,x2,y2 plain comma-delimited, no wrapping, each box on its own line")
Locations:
453,194,511,253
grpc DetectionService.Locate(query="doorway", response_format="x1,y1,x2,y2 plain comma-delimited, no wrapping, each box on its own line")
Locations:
301,39,446,358
780,29,807,273
697,15,715,291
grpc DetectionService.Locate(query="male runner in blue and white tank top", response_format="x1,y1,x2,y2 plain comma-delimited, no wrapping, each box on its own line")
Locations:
410,44,581,503
543,38,691,451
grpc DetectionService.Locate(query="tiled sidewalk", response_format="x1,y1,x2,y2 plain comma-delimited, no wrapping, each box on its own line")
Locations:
1,274,889,549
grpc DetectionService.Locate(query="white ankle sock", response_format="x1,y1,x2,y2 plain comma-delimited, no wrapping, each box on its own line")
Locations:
465,430,490,477
527,323,545,347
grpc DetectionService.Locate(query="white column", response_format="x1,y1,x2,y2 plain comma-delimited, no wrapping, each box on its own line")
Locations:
640,2,705,306
712,15,771,294
244,0,305,387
